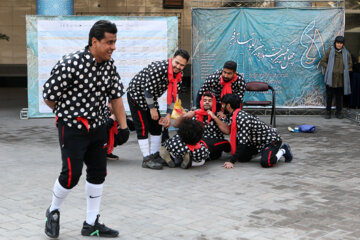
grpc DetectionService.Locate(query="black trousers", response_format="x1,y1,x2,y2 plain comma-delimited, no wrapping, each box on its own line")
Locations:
233,140,282,168
202,137,231,160
57,120,107,189
326,86,344,113
127,92,162,140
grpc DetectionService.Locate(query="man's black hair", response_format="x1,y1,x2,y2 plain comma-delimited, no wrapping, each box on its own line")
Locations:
221,93,241,110
203,92,214,98
223,61,237,72
177,119,203,145
88,20,117,46
174,49,190,61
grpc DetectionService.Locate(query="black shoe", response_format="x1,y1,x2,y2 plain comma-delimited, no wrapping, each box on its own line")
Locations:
45,207,60,238
181,152,192,169
159,146,175,168
281,143,293,163
142,155,163,169
81,215,119,238
152,152,168,166
324,111,331,119
106,153,120,161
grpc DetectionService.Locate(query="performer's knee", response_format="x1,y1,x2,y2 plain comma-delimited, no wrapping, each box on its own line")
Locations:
86,169,107,185
58,171,82,189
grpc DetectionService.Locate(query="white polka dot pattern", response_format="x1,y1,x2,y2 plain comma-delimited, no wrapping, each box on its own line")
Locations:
232,110,281,153
198,69,246,103
43,47,125,130
127,60,182,110
163,135,210,163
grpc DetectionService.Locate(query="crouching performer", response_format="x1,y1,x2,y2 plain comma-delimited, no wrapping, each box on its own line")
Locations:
221,94,293,169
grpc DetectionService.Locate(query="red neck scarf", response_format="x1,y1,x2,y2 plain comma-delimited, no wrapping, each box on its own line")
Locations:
220,74,238,99
195,93,217,124
107,120,118,154
186,142,202,152
167,58,182,105
230,109,241,155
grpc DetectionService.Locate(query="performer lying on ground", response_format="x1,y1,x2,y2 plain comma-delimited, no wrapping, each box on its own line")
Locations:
158,119,210,169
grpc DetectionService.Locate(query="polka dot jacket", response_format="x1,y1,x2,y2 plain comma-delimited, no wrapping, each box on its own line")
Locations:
162,134,210,163
43,47,125,130
127,60,182,111
191,116,225,140
231,110,281,152
198,69,246,103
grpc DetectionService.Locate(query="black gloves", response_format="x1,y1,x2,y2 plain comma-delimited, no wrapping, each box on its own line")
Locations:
114,128,130,146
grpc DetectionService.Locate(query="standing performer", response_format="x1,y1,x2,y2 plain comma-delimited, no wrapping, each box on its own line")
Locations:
42,20,129,238
127,49,190,170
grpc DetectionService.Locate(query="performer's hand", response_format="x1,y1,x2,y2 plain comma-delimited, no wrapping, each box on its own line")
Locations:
162,114,172,128
217,111,226,119
185,110,195,118
223,161,234,169
150,108,159,120
115,128,130,146
109,114,116,121
207,110,216,118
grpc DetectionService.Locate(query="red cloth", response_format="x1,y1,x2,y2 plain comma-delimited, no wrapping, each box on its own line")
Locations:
76,117,89,132
220,74,238,99
195,92,216,124
230,109,240,155
107,121,118,154
167,58,182,105
186,142,202,152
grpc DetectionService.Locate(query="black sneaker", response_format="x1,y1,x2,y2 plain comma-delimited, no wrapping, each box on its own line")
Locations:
142,155,163,170
281,143,293,163
181,152,192,169
45,207,60,238
81,215,119,238
106,153,120,161
152,152,167,166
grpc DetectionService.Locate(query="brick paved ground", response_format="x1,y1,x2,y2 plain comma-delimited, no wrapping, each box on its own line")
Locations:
0,88,360,240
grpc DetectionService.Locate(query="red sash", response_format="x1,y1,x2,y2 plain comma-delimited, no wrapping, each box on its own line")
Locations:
186,142,202,152
230,109,240,155
106,121,118,154
167,58,182,105
76,117,89,132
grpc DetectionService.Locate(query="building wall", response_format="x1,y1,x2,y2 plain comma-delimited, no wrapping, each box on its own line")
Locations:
0,0,193,65
0,0,359,66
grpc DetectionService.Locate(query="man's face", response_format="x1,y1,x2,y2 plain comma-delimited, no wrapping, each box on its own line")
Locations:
222,68,236,82
222,103,229,115
203,96,213,111
171,55,187,74
91,32,117,63
335,42,344,50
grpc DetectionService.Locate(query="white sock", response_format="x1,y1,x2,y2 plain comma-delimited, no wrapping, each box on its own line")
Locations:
150,135,161,154
192,160,205,167
49,179,70,212
138,138,150,157
85,181,103,225
276,148,286,161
